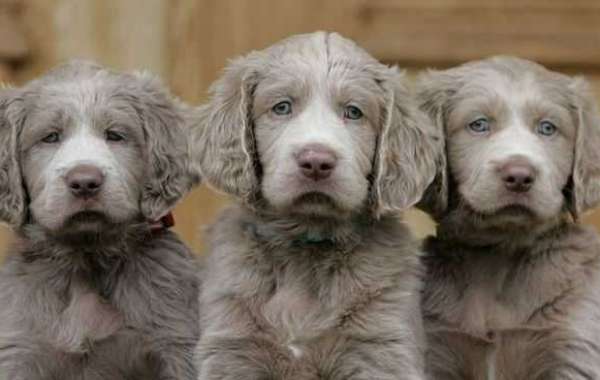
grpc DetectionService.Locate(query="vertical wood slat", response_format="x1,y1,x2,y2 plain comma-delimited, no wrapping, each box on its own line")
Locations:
17,0,169,83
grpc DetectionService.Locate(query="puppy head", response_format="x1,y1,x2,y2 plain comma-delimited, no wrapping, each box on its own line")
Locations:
417,56,600,226
0,61,199,237
193,32,438,219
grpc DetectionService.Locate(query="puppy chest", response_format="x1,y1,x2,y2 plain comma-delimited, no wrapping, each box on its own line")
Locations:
429,329,565,380
426,253,576,338
426,261,581,379
262,284,331,336
260,275,369,359
53,290,124,353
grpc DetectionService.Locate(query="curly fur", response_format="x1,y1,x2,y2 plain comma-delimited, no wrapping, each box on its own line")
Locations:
192,32,440,379
0,61,201,379
0,88,25,226
416,56,600,379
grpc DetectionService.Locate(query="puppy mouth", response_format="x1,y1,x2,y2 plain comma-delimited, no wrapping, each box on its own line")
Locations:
63,210,112,229
469,199,537,218
465,200,541,230
293,192,336,206
288,191,344,216
493,204,536,218
53,210,125,246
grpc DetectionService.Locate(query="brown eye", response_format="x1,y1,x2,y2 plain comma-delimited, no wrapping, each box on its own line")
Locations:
106,130,125,142
272,101,292,115
41,132,60,144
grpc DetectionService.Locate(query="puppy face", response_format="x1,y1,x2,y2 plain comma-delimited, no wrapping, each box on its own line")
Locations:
0,61,200,237
418,56,600,225
448,67,576,221
252,41,380,216
19,82,146,232
194,32,440,219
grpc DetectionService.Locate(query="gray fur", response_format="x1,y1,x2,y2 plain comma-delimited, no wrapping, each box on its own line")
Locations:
192,32,439,379
0,61,201,379
192,32,440,213
416,56,600,379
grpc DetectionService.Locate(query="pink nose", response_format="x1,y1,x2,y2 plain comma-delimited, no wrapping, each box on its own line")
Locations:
498,158,536,193
295,144,337,181
65,164,104,198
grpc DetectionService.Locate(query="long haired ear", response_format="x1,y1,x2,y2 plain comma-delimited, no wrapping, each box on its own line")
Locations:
125,72,201,220
371,66,441,217
0,88,26,226
568,78,600,219
191,53,262,202
413,69,459,218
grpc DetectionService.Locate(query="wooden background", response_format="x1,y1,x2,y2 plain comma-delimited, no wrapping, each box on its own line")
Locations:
1,0,599,255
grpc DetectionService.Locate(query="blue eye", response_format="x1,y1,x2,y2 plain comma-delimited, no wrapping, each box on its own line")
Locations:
41,132,60,143
106,130,125,142
537,120,557,136
272,101,292,115
344,105,363,120
468,118,490,134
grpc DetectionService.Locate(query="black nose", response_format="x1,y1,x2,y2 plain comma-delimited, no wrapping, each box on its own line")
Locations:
500,159,536,193
295,144,337,181
65,164,104,198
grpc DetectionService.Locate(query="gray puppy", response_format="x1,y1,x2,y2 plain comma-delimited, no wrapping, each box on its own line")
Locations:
0,61,201,379
192,32,440,380
417,56,600,379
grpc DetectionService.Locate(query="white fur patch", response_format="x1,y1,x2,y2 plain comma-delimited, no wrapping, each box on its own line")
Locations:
288,343,303,358
48,123,117,181
257,93,374,212
30,118,140,229
449,71,574,219
54,288,123,353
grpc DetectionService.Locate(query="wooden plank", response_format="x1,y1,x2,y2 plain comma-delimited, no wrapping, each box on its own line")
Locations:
167,0,363,102
16,0,168,84
0,0,28,61
364,0,600,10
356,2,600,68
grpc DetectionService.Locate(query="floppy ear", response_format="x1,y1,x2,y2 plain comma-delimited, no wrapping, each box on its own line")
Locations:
371,66,442,217
568,78,600,219
413,69,459,219
191,53,262,202
125,72,201,220
0,88,26,226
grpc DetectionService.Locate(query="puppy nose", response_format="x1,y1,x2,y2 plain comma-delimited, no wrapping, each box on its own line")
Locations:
65,164,104,198
500,160,536,193
296,144,337,181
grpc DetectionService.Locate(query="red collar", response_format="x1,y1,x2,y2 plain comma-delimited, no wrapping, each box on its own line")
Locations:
149,212,175,233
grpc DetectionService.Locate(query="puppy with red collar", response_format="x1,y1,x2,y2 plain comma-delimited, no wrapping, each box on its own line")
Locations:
0,61,201,379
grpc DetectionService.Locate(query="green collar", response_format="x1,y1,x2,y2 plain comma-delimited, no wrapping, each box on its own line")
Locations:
245,214,372,249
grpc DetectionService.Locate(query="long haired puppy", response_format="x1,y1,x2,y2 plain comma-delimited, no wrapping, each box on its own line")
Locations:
192,32,439,379
0,62,201,379
417,56,600,379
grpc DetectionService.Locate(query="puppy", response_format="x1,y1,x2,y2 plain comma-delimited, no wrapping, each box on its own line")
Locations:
192,32,439,379
417,56,600,379
0,62,201,379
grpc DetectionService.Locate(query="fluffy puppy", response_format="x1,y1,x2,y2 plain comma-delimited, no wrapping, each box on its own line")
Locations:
417,56,600,379
0,61,201,379
192,31,439,380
